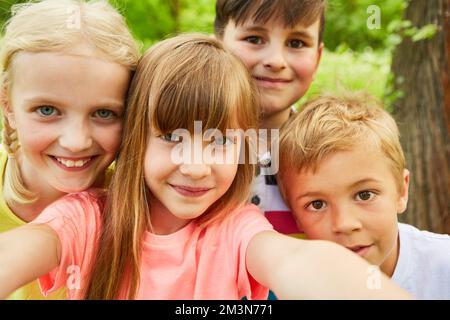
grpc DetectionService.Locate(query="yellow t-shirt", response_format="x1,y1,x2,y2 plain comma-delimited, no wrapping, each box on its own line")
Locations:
0,148,66,299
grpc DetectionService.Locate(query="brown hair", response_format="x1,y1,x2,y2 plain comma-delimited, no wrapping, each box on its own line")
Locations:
84,33,259,299
278,92,406,197
214,0,326,44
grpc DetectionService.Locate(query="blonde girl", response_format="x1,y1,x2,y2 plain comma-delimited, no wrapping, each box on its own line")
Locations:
0,34,409,299
0,0,139,299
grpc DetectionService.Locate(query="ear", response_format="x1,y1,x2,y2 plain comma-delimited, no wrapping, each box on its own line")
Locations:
312,42,324,79
397,169,410,214
1,85,16,129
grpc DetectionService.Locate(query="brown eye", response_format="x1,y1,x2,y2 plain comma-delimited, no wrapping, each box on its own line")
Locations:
357,191,374,201
307,200,327,212
312,200,324,209
245,36,263,45
287,39,304,48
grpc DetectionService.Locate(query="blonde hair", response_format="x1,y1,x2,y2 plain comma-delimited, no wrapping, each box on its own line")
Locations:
84,33,259,299
278,92,406,196
0,0,140,205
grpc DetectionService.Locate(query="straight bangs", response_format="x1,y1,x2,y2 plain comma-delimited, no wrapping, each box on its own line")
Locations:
150,65,235,135
150,38,258,136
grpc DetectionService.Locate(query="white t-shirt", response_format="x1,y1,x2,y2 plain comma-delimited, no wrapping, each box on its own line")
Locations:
392,223,450,299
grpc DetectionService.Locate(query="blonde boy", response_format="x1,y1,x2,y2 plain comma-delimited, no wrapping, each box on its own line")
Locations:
277,93,450,299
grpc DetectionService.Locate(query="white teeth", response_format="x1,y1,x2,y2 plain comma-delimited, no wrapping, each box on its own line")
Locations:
75,160,83,167
55,157,91,168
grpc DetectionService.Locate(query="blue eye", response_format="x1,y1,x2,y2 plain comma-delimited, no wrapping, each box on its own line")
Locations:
36,106,56,117
213,136,233,146
94,109,115,119
161,133,182,143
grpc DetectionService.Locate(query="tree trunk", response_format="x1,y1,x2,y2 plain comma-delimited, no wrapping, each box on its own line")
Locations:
392,0,450,234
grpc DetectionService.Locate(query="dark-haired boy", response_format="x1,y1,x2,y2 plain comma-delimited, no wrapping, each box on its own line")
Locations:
215,0,325,237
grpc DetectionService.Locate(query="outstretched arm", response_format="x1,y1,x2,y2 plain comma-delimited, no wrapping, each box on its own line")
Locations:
0,224,60,299
247,231,411,299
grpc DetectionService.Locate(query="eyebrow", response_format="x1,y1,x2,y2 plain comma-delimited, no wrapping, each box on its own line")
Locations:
348,178,383,189
239,25,316,42
94,101,125,111
290,31,315,42
24,96,124,111
295,178,383,201
296,191,325,202
24,96,65,106
239,25,268,33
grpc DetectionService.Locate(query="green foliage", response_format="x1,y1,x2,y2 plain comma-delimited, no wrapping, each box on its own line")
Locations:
179,0,215,34
112,0,178,48
0,0,438,109
324,0,408,51
300,48,392,106
411,24,438,42
0,0,411,52
0,0,28,23
110,0,216,48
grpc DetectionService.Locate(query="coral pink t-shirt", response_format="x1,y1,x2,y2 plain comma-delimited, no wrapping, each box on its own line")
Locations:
31,190,273,300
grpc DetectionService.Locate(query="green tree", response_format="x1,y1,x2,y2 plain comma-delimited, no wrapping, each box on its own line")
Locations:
113,0,178,46
324,0,407,51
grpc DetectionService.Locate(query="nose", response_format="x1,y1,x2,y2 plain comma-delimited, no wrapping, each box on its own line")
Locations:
262,43,287,71
331,205,363,234
179,163,211,180
58,118,93,153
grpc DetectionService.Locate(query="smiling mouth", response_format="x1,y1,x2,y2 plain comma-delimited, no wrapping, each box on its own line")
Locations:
254,76,291,83
50,156,96,169
253,76,292,90
347,245,373,256
169,184,213,198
